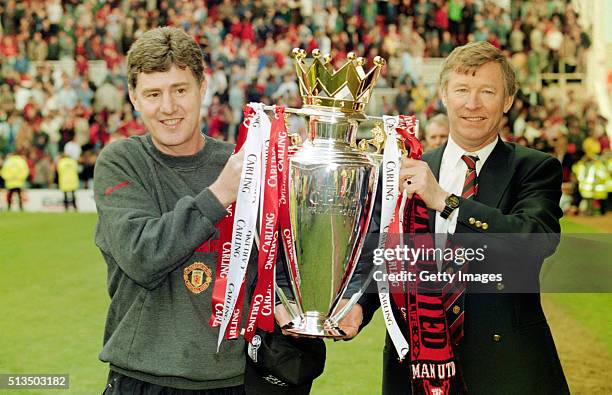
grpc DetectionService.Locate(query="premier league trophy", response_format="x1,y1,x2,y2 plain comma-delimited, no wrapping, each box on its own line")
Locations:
278,48,387,337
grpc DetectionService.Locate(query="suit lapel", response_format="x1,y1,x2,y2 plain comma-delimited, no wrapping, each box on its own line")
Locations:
424,143,445,232
476,138,514,208
422,138,514,232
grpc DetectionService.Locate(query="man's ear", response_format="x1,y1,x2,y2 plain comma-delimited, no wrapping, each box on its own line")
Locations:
503,95,515,114
439,86,447,108
128,88,140,112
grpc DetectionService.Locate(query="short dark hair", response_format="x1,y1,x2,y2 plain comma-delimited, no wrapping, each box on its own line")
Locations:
127,27,203,90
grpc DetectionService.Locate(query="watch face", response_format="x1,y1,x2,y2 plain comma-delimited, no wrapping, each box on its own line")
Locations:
447,195,460,208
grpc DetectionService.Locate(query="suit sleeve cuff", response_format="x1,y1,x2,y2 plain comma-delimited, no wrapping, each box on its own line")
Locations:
457,198,491,232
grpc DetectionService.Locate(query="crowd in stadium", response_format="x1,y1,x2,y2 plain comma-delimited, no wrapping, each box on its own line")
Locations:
0,0,610,214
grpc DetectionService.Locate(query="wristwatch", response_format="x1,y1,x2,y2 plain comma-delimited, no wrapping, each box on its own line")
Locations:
440,194,460,219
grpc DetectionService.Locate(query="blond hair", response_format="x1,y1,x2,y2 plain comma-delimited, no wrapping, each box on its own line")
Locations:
127,27,203,90
438,41,518,98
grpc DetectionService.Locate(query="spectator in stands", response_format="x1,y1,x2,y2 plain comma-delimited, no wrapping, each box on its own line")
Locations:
115,110,145,137
0,155,4,189
0,84,14,113
31,153,54,189
40,112,61,154
63,133,81,162
286,96,308,142
206,95,233,140
27,32,48,62
272,73,299,101
47,35,60,61
439,31,454,57
76,79,94,108
56,75,78,112
448,0,462,39
228,79,246,143
1,111,19,154
1,150,29,211
14,120,33,154
0,0,602,220
509,21,525,53
88,112,109,149
78,147,96,189
0,111,10,153
423,113,450,151
94,76,123,113
394,81,412,115
411,78,429,113
32,127,49,155
14,80,33,112
460,0,477,38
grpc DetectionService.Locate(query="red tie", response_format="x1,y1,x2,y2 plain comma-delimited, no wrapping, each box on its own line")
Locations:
444,154,479,344
461,155,479,199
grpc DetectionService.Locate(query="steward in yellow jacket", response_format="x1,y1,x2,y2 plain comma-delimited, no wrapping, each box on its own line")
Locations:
1,153,29,210
57,154,79,211
1,153,29,189
57,156,79,192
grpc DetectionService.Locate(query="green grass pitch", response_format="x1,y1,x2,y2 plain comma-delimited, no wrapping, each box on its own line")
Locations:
0,213,610,394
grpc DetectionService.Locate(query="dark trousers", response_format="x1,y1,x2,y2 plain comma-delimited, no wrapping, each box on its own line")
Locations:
7,188,23,210
64,191,77,211
103,371,245,395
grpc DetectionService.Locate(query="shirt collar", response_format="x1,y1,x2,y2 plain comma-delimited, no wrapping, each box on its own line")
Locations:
442,134,499,172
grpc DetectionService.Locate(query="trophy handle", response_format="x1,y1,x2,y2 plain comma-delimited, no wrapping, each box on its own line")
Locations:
288,132,302,147
357,121,409,157
275,284,300,323
327,290,363,327
357,122,385,154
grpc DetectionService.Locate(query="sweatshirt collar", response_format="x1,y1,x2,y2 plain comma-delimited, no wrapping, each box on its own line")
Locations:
144,134,217,170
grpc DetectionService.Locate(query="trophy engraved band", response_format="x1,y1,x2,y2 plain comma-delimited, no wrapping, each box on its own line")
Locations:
276,48,388,337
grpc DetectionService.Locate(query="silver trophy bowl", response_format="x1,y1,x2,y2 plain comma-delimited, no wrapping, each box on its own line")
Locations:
279,109,379,337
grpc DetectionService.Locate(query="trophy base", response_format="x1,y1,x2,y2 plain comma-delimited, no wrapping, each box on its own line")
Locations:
283,311,346,338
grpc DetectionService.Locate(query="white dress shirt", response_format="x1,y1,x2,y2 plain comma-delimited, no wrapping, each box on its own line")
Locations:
435,135,498,235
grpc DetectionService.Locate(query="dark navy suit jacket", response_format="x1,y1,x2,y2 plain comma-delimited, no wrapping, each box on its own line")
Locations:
354,138,569,395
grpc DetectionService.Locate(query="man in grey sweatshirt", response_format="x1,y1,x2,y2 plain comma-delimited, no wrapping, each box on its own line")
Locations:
94,27,248,394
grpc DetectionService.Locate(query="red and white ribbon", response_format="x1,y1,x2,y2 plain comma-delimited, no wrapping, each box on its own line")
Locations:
244,106,284,341
376,115,409,361
208,107,254,338
217,103,268,350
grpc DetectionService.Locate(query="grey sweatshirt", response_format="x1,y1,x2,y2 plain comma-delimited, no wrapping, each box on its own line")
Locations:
93,134,247,390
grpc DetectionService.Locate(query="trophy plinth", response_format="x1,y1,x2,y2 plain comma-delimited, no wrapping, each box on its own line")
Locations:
283,311,345,338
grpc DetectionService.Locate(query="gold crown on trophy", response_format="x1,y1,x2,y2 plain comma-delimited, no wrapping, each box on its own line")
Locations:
291,48,386,115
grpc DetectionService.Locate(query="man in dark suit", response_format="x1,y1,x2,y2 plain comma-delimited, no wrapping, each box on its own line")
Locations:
338,42,569,394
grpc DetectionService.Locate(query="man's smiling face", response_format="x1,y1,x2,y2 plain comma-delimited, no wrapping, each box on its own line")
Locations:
129,64,206,156
441,61,514,151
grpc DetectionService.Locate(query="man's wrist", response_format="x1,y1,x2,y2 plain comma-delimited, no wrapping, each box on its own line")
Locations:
433,191,451,212
209,182,232,208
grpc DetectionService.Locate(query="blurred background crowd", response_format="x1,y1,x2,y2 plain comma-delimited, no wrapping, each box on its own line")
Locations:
0,0,610,214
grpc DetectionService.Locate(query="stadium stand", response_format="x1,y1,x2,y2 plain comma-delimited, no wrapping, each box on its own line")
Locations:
0,0,610,214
